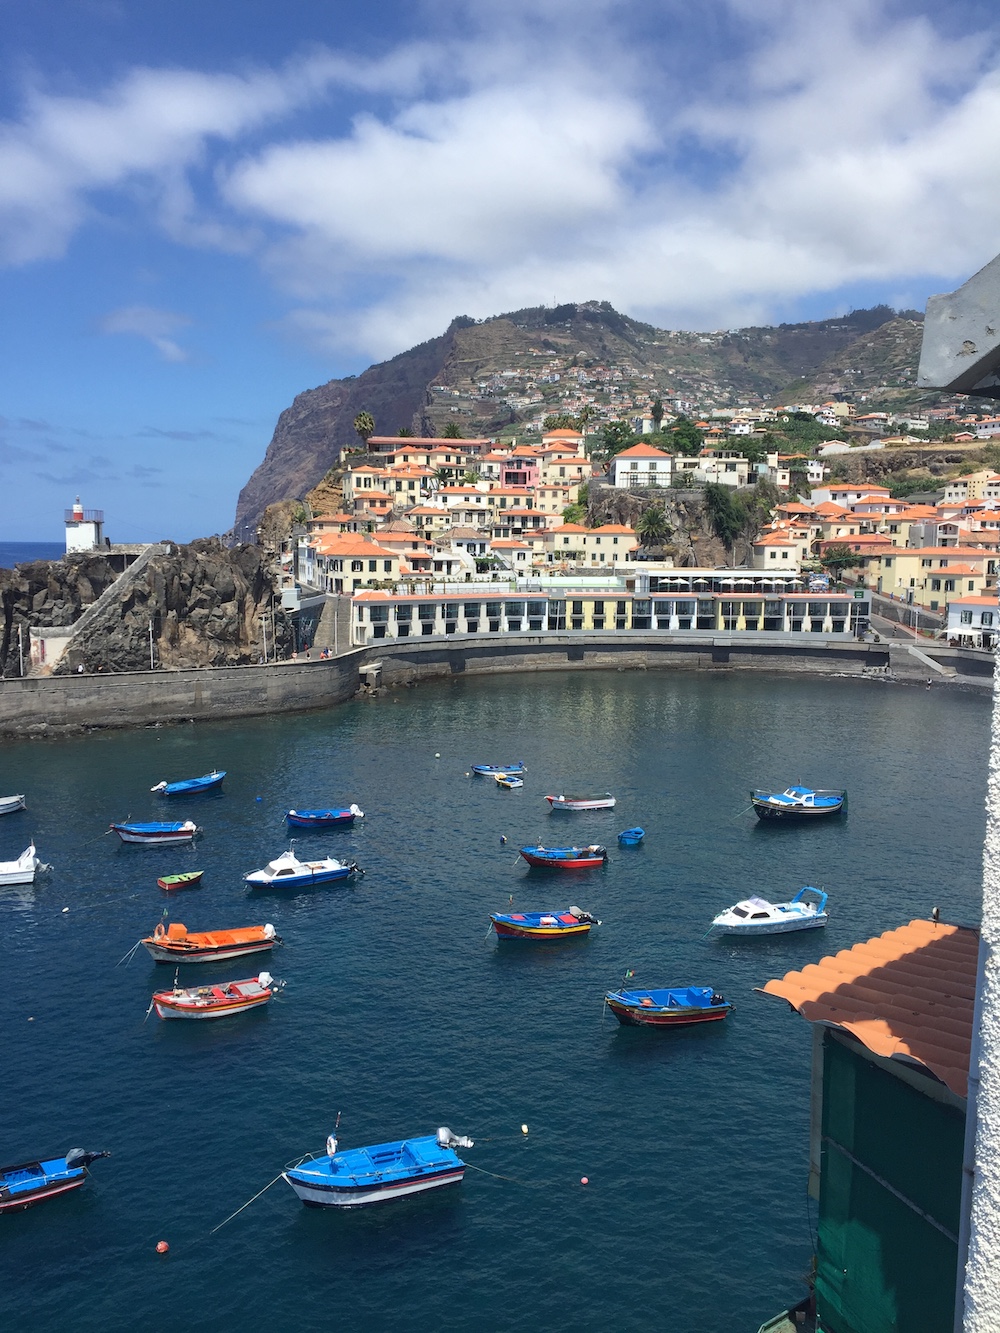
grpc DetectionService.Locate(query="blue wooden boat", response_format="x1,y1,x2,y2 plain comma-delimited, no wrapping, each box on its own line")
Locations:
151,770,225,796
285,804,364,828
605,985,732,1027
751,786,846,821
519,845,607,869
283,1127,474,1208
472,762,525,777
110,820,199,845
491,907,600,938
617,827,645,846
494,775,523,790
0,1148,110,1213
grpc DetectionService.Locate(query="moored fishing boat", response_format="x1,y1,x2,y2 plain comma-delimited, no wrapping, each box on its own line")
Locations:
151,770,226,796
157,870,204,891
110,820,199,845
708,887,829,937
472,762,525,776
285,804,364,828
545,794,616,811
617,827,645,846
750,786,846,820
604,985,733,1027
142,921,280,963
283,1126,474,1208
0,794,25,816
0,844,47,886
151,971,280,1019
0,1148,110,1213
243,848,361,888
493,774,524,790
490,906,601,939
519,845,607,869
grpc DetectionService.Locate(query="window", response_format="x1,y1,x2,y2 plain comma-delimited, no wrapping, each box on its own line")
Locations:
883,557,893,568
351,560,363,572
922,559,932,568
944,580,955,593
384,561,392,573
984,612,995,627
418,604,436,621
369,605,388,623
931,579,941,592
572,601,583,616
961,611,973,624
395,605,412,622
630,461,638,471
593,601,604,615
368,560,377,572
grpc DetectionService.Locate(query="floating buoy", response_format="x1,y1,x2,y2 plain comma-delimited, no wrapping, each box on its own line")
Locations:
580,1177,589,1186
521,1124,528,1136
255,796,263,802
435,753,441,759
500,835,507,845
156,1240,169,1254
62,907,69,913
465,772,470,778
27,1016,34,1022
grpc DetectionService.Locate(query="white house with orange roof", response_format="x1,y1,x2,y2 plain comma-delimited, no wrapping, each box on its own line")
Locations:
541,523,636,567
810,483,891,506
534,443,593,485
609,442,674,488
535,482,574,517
947,594,999,647
943,471,1000,503
540,427,586,456
752,528,812,568
310,533,401,593
307,512,364,536
367,435,491,459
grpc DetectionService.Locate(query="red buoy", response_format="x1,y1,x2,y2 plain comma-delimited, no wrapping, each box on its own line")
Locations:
580,1177,589,1185
156,1240,169,1254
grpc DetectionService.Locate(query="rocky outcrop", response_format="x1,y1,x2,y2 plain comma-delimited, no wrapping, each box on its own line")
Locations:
0,542,292,676
587,485,727,566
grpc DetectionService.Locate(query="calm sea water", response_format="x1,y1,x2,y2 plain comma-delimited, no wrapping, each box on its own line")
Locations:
0,540,64,569
0,671,989,1333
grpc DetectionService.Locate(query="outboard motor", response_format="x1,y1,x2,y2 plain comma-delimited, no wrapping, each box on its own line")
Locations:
65,1148,111,1170
263,924,276,940
436,1127,474,1150
569,906,598,924
258,971,273,989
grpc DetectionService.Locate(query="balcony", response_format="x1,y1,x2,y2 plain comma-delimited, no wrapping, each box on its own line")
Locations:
65,509,104,522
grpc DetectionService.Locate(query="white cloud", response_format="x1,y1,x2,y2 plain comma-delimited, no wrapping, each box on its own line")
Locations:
7,1,1000,355
99,305,192,362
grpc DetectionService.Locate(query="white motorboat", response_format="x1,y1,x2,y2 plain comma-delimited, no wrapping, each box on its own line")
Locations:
545,794,616,811
0,795,25,816
244,848,362,889
0,845,48,886
708,886,829,937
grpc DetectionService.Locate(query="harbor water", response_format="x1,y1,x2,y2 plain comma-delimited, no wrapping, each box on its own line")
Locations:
0,670,989,1332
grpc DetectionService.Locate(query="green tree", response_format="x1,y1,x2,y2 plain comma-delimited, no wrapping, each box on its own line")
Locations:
353,411,375,446
396,427,413,437
562,502,587,524
820,543,861,575
651,397,664,429
599,420,636,458
704,483,744,556
670,415,704,457
442,421,463,438
739,436,767,465
636,505,671,546
543,413,581,431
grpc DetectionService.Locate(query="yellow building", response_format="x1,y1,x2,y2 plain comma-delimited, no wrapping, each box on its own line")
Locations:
863,546,997,610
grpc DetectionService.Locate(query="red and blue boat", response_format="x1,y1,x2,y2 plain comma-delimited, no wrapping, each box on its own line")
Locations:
285,804,364,828
490,907,600,939
604,985,733,1027
519,844,607,869
0,1148,110,1213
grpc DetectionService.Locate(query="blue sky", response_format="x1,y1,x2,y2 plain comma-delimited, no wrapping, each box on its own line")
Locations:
2,0,999,541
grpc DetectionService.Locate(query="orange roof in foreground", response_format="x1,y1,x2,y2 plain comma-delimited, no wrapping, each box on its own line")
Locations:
762,919,978,1097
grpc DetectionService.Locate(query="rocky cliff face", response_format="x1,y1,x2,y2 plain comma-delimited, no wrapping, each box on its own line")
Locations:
234,323,461,538
0,542,292,676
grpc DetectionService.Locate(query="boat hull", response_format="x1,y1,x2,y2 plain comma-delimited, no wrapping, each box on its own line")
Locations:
606,998,731,1027
546,797,616,811
244,866,356,888
492,920,592,939
157,871,204,891
284,1166,465,1208
154,771,225,796
153,992,271,1019
143,939,275,963
519,850,606,869
472,764,525,776
0,795,25,816
710,915,828,937
285,807,362,828
751,801,844,821
111,823,198,844
0,1170,86,1213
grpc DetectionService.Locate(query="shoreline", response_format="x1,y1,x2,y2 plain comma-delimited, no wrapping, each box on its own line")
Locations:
0,632,992,739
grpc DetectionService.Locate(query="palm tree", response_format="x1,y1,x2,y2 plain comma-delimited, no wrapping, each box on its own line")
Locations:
442,421,463,439
353,411,375,446
637,505,671,547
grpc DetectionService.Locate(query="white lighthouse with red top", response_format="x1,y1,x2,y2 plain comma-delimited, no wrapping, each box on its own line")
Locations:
64,496,105,553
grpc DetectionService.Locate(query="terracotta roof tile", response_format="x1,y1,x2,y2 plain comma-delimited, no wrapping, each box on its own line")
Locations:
761,918,978,1096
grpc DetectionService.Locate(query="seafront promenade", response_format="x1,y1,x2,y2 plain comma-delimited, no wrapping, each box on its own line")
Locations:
0,630,992,738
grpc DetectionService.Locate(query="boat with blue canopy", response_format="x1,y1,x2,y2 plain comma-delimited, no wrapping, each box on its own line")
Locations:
285,804,364,828
151,770,225,796
604,985,732,1027
751,786,846,820
0,1148,110,1214
519,845,607,869
472,762,525,776
708,887,829,936
617,827,645,846
244,848,361,888
110,820,200,845
490,906,600,938
283,1126,474,1208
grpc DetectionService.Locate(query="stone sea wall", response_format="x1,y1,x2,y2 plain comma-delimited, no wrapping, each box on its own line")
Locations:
0,633,991,739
